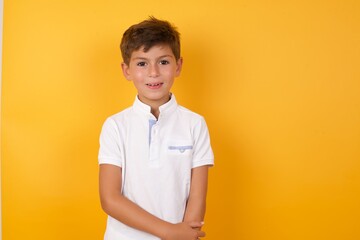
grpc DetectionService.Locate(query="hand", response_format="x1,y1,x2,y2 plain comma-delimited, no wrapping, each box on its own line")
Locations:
162,222,205,240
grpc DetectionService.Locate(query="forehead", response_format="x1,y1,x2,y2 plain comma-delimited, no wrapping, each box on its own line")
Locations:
130,44,175,59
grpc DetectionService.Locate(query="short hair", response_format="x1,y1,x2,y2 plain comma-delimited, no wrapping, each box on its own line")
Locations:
120,16,181,65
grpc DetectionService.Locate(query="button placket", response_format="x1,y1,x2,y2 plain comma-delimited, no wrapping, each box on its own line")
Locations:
149,124,160,162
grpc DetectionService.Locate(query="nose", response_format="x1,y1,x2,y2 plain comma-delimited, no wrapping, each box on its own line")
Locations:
148,64,159,78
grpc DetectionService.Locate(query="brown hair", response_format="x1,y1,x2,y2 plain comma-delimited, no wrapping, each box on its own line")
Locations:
120,16,181,65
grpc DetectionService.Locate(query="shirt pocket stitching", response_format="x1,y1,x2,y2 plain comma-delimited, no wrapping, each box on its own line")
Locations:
168,145,193,153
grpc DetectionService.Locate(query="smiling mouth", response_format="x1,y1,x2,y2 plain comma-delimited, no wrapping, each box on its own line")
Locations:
146,83,163,88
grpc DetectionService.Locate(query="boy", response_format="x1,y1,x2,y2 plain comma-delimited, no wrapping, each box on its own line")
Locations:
98,17,214,240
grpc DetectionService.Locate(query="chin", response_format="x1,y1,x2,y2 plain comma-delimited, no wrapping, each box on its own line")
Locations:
147,93,170,101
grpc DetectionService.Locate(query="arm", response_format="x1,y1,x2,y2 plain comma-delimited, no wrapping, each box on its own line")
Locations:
183,165,210,225
99,164,205,240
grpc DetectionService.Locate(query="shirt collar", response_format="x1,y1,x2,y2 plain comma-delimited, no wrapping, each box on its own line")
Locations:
133,93,178,118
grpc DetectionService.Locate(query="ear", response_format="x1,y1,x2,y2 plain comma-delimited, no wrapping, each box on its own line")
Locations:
121,62,132,80
175,57,183,77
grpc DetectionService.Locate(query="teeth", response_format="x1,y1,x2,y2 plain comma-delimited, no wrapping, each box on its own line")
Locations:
147,83,161,86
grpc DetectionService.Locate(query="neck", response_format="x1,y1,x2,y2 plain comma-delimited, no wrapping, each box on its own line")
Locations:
148,100,165,119
138,94,171,119
151,108,160,119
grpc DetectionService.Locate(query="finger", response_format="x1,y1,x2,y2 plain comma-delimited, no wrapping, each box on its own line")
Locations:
197,230,206,238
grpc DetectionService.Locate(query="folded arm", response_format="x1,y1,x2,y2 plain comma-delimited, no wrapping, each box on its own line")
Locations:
183,165,210,225
99,164,205,240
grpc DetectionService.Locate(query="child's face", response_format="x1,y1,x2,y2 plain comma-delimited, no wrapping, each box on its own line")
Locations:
121,44,182,107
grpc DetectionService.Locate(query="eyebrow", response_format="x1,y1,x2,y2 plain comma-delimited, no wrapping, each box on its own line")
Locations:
131,55,174,61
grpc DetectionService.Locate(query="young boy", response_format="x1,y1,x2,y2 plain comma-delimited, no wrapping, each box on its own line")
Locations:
98,17,214,240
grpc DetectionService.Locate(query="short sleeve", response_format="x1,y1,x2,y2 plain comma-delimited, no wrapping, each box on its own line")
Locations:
98,117,124,167
192,117,214,168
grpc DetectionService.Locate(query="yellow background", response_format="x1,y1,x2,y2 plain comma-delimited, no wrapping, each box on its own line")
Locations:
2,0,360,239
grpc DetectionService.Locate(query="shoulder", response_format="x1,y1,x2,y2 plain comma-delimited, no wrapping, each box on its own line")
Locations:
105,106,134,123
108,106,133,120
175,105,207,128
176,105,203,120
101,106,135,132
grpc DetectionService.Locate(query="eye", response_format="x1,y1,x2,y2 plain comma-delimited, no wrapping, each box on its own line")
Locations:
136,61,147,67
159,60,170,65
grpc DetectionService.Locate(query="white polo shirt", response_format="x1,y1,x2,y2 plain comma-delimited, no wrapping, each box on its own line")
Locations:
98,94,214,240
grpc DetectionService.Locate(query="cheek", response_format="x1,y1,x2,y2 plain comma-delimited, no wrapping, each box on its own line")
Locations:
132,71,146,81
164,68,178,77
